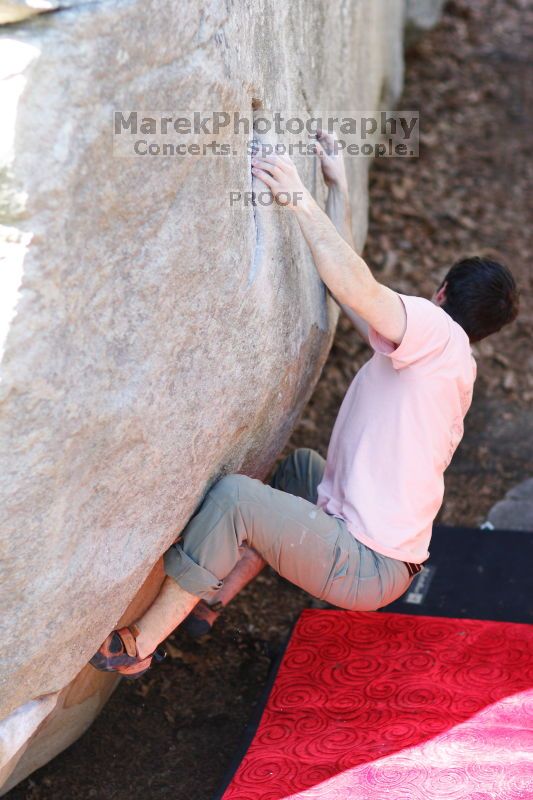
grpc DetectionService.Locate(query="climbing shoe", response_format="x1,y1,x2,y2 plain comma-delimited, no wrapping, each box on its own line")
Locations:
89,624,166,679
181,599,224,639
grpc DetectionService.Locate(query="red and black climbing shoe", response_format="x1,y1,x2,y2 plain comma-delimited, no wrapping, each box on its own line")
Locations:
89,624,166,679
181,599,225,639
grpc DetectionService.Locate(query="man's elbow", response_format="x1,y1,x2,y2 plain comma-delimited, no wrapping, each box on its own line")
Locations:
342,272,381,321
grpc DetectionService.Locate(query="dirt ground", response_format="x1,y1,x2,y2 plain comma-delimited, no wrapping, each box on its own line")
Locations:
10,1,532,798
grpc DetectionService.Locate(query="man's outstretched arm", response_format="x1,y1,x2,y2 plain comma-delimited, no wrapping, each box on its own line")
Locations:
316,131,371,344
251,150,407,346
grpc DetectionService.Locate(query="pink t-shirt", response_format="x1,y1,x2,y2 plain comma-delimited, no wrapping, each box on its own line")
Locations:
316,294,477,563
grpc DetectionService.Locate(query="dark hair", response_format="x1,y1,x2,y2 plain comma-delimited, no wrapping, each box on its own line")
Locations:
440,256,519,342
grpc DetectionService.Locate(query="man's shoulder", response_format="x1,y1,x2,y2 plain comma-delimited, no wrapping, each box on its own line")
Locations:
399,293,452,333
398,293,451,346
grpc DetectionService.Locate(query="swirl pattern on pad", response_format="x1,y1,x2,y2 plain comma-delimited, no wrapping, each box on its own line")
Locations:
222,610,533,800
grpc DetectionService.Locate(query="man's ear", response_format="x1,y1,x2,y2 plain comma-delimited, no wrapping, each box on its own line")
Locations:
434,281,447,306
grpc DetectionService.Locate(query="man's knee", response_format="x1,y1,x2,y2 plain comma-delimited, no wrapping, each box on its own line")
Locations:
209,473,256,505
274,447,310,475
292,447,315,461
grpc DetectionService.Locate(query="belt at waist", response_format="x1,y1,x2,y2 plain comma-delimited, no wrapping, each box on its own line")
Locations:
404,561,424,577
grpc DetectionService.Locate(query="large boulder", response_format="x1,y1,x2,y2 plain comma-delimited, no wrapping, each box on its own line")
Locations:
0,0,442,792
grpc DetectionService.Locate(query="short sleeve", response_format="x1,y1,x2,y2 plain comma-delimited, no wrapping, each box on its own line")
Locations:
368,294,452,370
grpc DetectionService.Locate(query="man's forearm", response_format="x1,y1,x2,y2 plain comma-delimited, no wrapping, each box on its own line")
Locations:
324,185,370,343
250,149,407,345
294,191,377,312
325,184,355,250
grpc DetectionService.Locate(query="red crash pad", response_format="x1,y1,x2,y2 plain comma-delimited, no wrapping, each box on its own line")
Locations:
221,610,533,799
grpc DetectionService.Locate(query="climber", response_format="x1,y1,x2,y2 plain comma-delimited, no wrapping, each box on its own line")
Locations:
90,131,519,678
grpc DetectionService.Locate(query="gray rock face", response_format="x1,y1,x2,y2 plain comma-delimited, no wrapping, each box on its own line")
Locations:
0,0,442,789
487,478,533,531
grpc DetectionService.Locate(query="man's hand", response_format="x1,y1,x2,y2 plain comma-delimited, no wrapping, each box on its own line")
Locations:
251,153,311,211
314,130,348,191
251,144,406,346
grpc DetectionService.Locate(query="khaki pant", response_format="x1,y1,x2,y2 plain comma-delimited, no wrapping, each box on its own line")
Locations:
164,448,414,611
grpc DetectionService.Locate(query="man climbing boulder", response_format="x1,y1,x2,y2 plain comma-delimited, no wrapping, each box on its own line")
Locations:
91,131,519,677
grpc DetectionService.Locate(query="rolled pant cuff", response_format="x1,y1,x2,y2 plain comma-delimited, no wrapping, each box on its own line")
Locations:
163,543,223,598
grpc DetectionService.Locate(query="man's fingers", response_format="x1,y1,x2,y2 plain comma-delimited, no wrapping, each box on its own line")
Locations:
251,158,282,176
313,139,326,158
254,153,280,166
251,167,278,189
316,129,336,154
277,153,294,166
254,153,293,171
317,127,336,140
